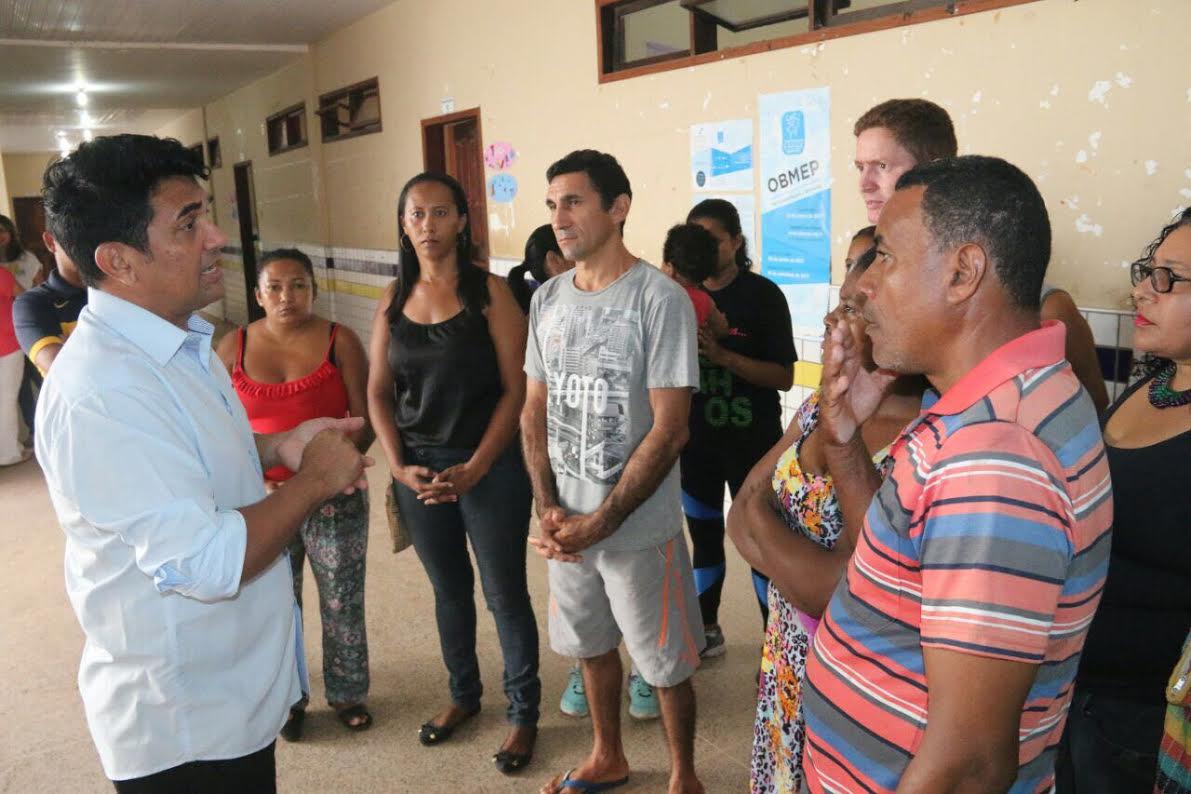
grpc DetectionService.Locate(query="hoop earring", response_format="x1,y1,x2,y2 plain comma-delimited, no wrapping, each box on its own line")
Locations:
399,232,413,251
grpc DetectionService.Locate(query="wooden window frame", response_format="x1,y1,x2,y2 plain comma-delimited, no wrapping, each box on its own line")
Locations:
596,0,1042,84
317,77,383,144
265,102,309,156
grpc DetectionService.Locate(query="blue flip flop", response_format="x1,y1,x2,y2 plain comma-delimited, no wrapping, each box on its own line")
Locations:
558,768,630,792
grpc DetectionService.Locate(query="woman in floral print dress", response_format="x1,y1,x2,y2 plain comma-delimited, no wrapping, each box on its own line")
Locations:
728,241,926,792
216,248,375,739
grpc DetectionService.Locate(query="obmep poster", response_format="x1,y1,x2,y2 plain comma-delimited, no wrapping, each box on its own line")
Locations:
758,88,831,337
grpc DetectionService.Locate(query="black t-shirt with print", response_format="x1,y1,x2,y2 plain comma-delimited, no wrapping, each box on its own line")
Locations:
690,268,796,449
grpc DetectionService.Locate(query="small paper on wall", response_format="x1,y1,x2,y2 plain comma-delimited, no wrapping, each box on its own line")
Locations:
488,173,518,203
690,120,753,192
484,141,518,171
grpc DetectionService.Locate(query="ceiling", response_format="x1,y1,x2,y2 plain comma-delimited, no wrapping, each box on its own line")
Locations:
0,0,396,153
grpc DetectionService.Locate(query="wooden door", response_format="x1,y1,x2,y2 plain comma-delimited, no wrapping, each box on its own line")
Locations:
12,196,50,271
421,108,489,265
232,161,263,322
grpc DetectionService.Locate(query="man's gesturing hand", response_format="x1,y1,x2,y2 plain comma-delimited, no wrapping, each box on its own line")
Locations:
280,417,373,496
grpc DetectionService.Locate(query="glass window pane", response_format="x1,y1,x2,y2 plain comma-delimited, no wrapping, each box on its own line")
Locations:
719,16,808,47
690,0,803,29
621,1,690,64
829,0,948,23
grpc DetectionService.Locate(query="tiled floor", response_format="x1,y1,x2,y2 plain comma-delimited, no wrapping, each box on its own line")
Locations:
1,440,764,792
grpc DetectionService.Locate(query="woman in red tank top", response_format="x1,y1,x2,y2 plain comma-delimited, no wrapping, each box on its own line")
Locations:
215,248,374,740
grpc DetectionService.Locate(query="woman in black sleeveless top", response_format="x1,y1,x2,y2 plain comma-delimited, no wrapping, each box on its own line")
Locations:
1056,209,1191,794
367,173,539,776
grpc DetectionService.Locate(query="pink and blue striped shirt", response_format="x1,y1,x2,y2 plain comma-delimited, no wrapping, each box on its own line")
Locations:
803,321,1113,793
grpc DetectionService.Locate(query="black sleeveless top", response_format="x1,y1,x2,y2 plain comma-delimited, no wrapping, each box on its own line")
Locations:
1076,374,1191,701
388,308,502,448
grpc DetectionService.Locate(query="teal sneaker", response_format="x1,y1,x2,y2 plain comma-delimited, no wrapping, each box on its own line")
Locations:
627,673,659,721
559,665,589,718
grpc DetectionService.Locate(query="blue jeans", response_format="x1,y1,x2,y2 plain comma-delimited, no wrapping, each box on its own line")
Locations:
395,443,540,727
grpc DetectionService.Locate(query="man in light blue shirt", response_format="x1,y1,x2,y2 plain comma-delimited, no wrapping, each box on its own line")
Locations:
36,134,370,792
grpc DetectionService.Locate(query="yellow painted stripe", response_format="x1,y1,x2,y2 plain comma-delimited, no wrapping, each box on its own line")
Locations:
794,361,822,388
218,260,385,301
326,278,385,300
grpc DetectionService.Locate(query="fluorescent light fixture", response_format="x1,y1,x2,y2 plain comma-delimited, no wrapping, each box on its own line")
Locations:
76,90,89,107
83,129,94,142
79,111,92,126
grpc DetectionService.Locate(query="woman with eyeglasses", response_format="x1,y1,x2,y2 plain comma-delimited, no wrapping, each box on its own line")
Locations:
1056,208,1191,794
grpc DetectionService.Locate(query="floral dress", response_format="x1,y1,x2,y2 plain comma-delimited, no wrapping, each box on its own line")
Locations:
750,391,893,793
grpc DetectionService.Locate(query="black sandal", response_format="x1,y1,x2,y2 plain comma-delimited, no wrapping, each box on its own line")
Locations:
418,706,480,746
493,726,537,775
280,707,305,742
335,703,373,732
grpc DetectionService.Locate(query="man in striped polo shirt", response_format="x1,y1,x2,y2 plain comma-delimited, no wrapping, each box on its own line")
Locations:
805,155,1112,793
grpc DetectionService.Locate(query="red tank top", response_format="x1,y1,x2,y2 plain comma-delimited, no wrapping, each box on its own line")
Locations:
231,323,350,481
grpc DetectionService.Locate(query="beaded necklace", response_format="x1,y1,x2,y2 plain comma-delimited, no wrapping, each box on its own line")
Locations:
1148,363,1191,409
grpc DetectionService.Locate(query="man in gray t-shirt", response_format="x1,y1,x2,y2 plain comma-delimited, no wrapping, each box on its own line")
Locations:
523,150,706,794
525,259,697,552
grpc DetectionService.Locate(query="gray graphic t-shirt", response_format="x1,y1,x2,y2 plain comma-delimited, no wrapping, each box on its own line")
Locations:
525,260,699,553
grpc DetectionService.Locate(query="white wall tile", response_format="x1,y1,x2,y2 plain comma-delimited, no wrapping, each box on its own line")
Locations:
490,257,517,277
1115,314,1135,351
1086,311,1119,347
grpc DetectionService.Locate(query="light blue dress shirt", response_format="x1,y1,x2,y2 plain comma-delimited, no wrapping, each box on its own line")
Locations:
36,289,302,781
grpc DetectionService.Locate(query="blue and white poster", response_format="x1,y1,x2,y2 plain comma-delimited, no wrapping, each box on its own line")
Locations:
690,120,753,192
758,88,831,336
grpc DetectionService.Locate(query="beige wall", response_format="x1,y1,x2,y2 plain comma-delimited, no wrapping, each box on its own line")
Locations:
202,56,328,249
194,0,1190,310
1,152,56,200
0,145,11,218
154,108,206,152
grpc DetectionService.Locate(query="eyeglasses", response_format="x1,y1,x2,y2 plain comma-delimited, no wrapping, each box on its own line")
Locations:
1131,261,1191,294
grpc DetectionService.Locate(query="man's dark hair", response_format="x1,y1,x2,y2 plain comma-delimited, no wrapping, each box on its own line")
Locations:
854,99,957,165
662,223,718,284
41,134,209,287
896,155,1051,310
547,150,632,231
